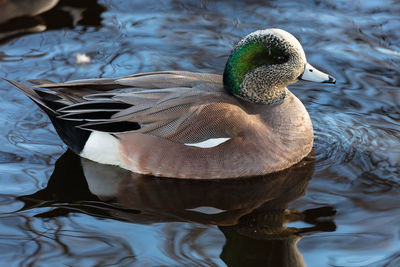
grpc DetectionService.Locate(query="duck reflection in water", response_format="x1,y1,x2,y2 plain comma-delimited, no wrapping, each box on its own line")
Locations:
18,150,336,267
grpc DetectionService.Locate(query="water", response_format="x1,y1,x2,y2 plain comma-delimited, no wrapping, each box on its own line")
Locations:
0,0,399,266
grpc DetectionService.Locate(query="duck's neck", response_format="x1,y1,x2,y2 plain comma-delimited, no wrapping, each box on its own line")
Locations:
233,86,288,107
239,76,288,104
239,90,304,126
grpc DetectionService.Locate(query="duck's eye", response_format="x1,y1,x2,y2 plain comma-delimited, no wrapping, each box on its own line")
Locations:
274,55,289,64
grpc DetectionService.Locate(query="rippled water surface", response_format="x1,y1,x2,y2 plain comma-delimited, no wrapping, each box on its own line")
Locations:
0,0,399,266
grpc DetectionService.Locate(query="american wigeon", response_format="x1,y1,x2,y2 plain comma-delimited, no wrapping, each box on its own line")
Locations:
6,28,335,178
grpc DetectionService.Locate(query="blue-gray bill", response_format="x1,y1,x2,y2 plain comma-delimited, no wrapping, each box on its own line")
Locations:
299,63,336,84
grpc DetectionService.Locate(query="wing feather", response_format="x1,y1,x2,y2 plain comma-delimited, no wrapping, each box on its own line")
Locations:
8,72,238,140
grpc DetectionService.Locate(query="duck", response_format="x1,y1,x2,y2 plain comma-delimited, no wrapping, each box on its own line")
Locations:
0,0,59,24
6,28,335,179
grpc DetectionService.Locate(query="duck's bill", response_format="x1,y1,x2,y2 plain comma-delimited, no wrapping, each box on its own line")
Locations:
299,63,336,84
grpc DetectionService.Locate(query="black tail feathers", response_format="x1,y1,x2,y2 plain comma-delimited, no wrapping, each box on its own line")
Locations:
5,79,91,154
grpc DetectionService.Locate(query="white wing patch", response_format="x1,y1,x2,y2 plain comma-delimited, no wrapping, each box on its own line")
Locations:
184,138,231,148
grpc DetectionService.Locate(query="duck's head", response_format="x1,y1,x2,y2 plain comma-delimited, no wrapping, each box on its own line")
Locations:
223,28,335,104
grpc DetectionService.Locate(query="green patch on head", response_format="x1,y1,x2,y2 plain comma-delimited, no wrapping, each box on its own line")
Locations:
223,38,288,95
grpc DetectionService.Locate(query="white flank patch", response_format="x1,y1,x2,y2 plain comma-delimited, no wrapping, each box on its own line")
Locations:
80,131,122,166
184,138,231,148
185,206,226,215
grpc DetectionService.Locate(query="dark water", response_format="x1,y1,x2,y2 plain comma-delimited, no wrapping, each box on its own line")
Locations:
0,0,399,266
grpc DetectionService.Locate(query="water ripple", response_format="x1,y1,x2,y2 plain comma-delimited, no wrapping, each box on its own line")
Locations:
313,112,400,172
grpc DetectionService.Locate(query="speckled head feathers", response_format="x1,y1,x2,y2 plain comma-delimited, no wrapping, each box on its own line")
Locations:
223,29,307,104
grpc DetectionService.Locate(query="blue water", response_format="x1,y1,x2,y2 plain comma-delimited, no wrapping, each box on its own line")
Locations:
0,0,399,266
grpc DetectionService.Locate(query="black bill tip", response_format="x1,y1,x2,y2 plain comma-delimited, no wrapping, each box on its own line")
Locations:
323,75,336,84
